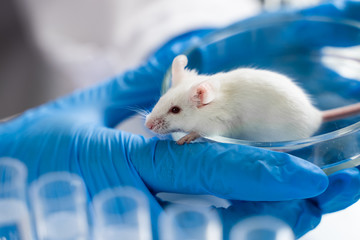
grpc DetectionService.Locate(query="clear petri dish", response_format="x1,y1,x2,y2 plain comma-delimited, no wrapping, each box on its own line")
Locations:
162,15,360,175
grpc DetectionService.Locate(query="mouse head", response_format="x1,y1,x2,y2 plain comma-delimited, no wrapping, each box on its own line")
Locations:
145,55,218,134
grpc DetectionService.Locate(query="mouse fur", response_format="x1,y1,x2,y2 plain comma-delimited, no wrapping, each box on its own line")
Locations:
145,55,323,143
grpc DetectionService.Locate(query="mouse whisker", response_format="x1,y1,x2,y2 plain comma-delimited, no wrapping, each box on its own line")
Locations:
123,106,150,117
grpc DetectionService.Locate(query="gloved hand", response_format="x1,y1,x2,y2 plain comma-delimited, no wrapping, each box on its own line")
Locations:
1,1,360,239
0,30,324,238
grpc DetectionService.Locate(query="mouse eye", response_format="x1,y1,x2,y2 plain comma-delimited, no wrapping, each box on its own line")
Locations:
170,106,181,114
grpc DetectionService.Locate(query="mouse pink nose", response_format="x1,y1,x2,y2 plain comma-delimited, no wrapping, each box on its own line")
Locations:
146,121,154,130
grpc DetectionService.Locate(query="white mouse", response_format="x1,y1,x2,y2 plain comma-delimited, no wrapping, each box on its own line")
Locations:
145,55,360,144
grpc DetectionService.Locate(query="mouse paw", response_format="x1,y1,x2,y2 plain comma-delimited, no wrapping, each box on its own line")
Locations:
176,132,200,145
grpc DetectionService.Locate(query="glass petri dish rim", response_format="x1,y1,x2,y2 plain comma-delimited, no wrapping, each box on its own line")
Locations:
161,14,360,152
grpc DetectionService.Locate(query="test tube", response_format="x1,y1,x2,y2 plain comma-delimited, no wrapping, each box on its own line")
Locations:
0,157,34,240
159,204,222,240
229,215,295,240
30,172,89,240
92,187,152,240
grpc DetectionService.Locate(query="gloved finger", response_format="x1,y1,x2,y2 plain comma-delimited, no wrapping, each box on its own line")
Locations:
217,199,321,239
129,136,328,201
313,167,360,214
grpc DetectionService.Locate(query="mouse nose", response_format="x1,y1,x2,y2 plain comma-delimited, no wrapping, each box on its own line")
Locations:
146,121,154,130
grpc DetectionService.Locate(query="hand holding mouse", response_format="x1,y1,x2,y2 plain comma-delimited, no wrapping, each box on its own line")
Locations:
0,30,340,239
145,55,360,144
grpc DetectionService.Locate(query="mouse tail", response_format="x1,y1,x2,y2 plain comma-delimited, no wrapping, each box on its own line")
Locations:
322,102,360,122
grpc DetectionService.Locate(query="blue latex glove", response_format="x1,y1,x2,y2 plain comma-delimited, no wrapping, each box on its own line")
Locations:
1,1,360,239
0,30,327,238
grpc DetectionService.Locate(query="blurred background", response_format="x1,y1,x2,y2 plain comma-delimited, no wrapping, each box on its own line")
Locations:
0,0,262,119
1,0,359,239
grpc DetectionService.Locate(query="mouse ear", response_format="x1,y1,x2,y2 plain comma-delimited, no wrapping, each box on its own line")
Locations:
190,80,218,108
171,55,188,86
